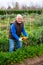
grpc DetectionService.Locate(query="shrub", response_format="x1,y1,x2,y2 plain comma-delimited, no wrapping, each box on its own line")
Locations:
28,27,43,45
33,16,43,27
0,10,42,15
0,38,9,52
0,30,9,52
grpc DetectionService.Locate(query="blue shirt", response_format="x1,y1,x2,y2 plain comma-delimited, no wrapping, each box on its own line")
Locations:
11,24,28,40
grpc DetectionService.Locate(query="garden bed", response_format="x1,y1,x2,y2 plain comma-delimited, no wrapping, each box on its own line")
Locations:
0,44,43,65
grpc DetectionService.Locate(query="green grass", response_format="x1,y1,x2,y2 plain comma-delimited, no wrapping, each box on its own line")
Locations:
0,14,43,65
0,44,43,65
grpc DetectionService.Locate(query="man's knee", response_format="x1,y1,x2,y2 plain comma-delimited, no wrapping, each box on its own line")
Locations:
9,39,14,51
19,42,22,48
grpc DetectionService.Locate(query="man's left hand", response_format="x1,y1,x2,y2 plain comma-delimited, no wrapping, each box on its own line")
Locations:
22,37,28,41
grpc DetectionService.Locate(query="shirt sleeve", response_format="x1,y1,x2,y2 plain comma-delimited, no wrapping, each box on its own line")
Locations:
11,24,19,40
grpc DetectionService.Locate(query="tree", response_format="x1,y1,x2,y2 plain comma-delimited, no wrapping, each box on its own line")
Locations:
15,2,19,10
22,5,27,10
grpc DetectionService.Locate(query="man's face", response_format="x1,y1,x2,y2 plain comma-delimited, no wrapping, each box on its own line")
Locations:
17,17,23,24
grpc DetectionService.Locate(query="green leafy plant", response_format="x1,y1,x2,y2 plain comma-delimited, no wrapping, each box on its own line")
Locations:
0,44,43,65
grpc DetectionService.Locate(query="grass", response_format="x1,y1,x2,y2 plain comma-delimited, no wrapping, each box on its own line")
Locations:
0,44,43,65
0,13,43,65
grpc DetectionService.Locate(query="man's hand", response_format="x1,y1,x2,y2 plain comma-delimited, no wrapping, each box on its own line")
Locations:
22,37,28,41
19,36,28,42
19,38,22,42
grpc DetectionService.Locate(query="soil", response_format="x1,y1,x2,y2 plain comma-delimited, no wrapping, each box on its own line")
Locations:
14,56,43,65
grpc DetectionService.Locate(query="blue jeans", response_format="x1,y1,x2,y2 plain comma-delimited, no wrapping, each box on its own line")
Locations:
9,39,22,52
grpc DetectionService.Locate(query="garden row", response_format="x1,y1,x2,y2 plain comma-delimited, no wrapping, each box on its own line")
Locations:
0,44,43,65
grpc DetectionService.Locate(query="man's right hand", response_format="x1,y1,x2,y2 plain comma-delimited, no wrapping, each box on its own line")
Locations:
19,38,22,42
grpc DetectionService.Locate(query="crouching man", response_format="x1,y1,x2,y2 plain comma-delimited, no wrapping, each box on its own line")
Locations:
9,14,29,52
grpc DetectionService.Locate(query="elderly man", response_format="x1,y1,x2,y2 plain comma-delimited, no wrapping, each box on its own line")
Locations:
9,14,28,52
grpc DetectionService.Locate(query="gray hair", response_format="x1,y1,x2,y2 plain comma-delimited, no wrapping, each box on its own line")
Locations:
16,14,23,19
